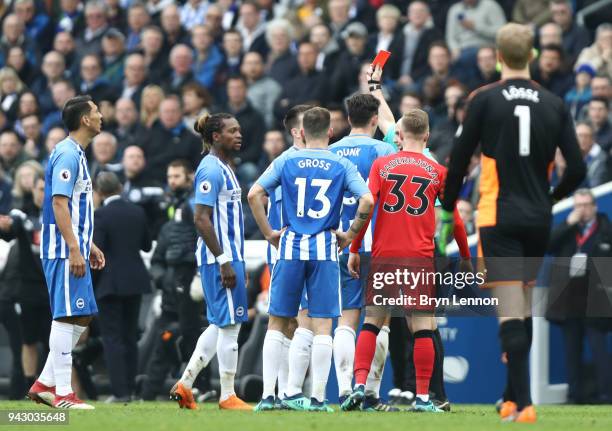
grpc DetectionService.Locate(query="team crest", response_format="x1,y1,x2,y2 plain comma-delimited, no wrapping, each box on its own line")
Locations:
59,169,71,182
200,180,212,194
236,306,245,317
75,298,85,309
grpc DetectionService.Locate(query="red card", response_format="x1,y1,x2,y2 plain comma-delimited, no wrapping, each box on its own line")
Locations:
372,50,391,69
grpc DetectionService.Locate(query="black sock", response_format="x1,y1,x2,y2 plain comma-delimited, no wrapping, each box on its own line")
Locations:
500,320,532,410
430,329,447,400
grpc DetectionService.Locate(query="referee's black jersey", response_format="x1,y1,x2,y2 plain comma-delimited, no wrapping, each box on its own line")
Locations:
442,78,586,227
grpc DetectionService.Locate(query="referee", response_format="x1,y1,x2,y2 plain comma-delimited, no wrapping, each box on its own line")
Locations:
439,23,586,423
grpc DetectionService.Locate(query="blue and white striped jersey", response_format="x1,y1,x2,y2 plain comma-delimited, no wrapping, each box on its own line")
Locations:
330,134,395,253
41,137,94,260
194,154,244,266
257,148,369,261
266,145,299,266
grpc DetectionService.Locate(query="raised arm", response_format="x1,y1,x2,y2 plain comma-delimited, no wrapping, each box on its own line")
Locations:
368,65,396,137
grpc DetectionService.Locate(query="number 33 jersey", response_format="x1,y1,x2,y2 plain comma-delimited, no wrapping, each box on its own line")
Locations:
369,151,447,258
257,148,369,261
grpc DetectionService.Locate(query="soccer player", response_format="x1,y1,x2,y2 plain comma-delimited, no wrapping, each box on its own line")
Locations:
259,104,313,408
170,113,251,411
439,23,586,423
249,107,374,412
327,93,397,411
28,96,105,409
345,109,469,413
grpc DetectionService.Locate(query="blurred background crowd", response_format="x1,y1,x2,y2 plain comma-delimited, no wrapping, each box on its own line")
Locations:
0,0,611,405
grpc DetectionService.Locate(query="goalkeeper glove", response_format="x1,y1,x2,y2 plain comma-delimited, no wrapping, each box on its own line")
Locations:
437,209,454,256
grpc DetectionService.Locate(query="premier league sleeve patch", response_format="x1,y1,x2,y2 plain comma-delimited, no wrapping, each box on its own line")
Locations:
200,180,212,194
59,169,71,182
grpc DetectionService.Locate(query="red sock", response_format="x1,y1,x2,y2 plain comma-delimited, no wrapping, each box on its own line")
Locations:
414,334,435,397
353,324,379,386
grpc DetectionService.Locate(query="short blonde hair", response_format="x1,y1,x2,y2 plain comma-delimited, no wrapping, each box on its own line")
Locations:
377,4,401,21
0,67,24,96
400,109,429,137
496,23,534,70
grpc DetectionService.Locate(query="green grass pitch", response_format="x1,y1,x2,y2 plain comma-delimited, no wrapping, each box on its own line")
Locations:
1,401,611,431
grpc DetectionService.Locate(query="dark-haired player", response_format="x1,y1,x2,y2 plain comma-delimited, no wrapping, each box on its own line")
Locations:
29,96,105,409
170,113,251,411
439,23,586,423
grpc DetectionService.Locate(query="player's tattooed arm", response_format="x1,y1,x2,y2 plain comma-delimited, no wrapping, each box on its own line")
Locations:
338,193,375,249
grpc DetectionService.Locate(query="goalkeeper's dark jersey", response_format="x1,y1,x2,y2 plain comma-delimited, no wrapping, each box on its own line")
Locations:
442,78,586,227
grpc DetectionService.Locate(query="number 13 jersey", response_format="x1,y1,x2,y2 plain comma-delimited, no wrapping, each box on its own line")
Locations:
368,151,447,258
257,148,369,261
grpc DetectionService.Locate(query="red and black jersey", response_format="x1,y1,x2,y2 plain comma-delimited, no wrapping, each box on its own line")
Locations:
442,79,586,228
350,151,469,258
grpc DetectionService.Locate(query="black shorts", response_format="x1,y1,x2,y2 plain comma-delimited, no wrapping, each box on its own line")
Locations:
20,303,52,345
478,225,550,285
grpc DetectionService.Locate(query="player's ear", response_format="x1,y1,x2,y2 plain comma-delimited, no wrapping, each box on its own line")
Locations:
300,128,305,142
424,132,430,143
328,127,333,139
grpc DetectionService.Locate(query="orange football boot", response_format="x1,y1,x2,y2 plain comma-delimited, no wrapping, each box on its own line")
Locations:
170,382,197,410
515,405,537,423
499,401,518,420
219,394,251,410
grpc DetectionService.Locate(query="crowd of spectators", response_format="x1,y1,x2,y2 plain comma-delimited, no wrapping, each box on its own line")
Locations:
0,0,611,401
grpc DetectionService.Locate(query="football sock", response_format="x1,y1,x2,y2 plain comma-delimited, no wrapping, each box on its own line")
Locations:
311,335,333,403
50,321,75,396
500,319,531,410
72,324,86,349
413,330,435,402
261,330,284,399
333,325,356,397
285,327,313,397
39,354,55,388
354,323,380,386
365,325,390,398
181,324,219,389
277,336,291,398
217,324,240,402
430,328,447,400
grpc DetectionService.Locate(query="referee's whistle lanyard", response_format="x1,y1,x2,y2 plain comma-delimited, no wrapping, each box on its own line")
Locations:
576,221,598,252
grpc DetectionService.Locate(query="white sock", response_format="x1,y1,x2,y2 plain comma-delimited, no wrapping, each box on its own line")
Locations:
50,321,75,396
285,327,313,397
365,325,390,398
217,324,240,402
261,330,284,399
277,336,291,398
311,334,333,403
72,325,86,349
333,325,356,397
417,394,430,402
38,356,54,387
180,324,219,389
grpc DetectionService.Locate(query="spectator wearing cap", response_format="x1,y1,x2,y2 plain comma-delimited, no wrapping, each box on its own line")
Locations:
575,122,610,188
101,28,127,87
265,19,299,87
550,0,591,65
0,14,40,68
274,41,328,122
112,98,149,153
445,0,506,83
13,0,52,52
531,44,573,98
512,0,552,27
238,1,268,59
180,0,209,32
31,52,67,117
242,51,282,129
144,97,202,183
161,4,192,54
163,44,195,95
93,171,152,403
191,24,224,91
0,131,30,179
56,0,85,35
126,2,150,51
576,24,612,81
367,5,404,81
76,0,110,56
121,53,149,109
42,79,76,133
90,131,123,179
141,26,170,85
309,23,340,73
217,75,265,184
331,22,373,102
398,1,443,87
565,64,595,120
76,54,119,104
52,31,78,77
588,97,612,152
